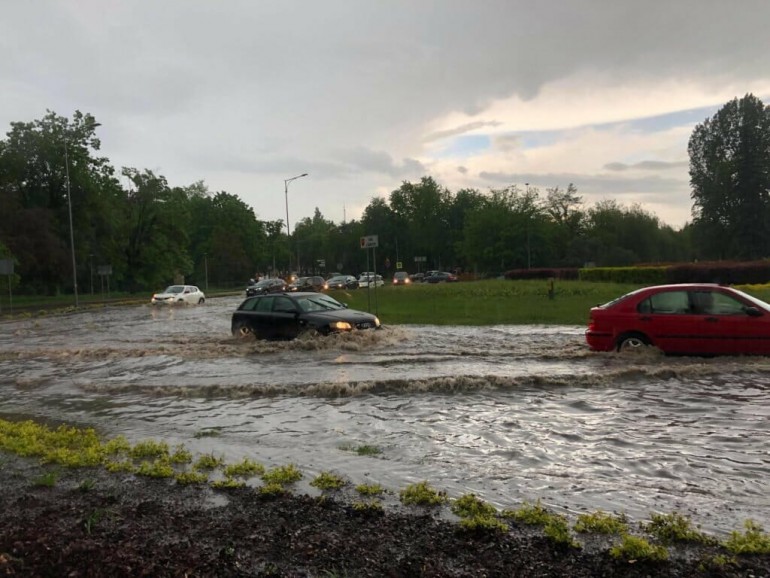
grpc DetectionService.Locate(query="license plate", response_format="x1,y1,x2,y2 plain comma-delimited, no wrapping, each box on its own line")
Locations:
358,323,371,329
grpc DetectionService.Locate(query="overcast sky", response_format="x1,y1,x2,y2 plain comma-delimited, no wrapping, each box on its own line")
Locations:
3,1,770,230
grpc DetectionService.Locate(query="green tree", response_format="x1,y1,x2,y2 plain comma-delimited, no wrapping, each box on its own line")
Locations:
361,198,397,274
584,200,672,265
689,93,770,259
294,208,336,275
0,110,121,294
388,177,452,270
122,168,192,291
459,185,546,273
543,184,585,266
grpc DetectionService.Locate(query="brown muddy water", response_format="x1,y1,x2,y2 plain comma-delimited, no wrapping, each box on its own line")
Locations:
2,295,770,536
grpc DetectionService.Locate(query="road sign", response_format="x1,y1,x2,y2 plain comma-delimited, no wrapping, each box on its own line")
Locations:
396,261,402,269
414,256,427,263
360,235,379,249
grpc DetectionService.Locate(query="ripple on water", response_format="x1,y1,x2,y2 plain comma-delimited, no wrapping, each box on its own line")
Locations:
2,304,770,535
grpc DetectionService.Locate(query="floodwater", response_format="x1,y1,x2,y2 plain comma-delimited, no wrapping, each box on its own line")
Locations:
2,295,770,536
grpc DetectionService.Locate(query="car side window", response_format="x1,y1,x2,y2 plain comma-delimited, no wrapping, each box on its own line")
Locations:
637,298,652,314
273,297,296,313
241,298,260,311
707,291,748,315
649,291,689,314
256,297,273,312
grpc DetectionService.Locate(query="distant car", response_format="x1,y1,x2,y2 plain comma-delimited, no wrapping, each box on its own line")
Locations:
424,271,458,283
325,275,359,290
231,292,381,340
151,285,205,305
392,271,411,286
287,277,308,292
246,278,287,297
289,276,325,292
358,273,384,288
586,283,770,355
409,272,425,283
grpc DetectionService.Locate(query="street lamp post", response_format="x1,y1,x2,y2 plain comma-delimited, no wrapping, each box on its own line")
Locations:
89,254,94,296
284,173,308,273
525,183,532,269
284,173,308,237
204,253,209,291
64,141,79,308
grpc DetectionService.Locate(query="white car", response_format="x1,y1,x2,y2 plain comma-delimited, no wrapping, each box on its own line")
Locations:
358,273,384,288
151,285,206,305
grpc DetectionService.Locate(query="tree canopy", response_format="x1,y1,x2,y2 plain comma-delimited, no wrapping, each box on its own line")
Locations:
689,93,770,260
13,104,767,295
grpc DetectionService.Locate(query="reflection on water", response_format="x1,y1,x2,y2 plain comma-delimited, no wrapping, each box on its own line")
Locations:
2,296,770,535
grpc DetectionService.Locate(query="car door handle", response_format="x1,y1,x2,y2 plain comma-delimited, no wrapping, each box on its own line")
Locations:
704,317,719,322
639,316,652,321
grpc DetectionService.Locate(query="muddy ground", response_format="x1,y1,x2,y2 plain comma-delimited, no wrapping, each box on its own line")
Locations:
2,455,770,577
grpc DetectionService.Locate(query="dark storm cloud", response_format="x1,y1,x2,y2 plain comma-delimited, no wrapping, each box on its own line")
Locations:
1,0,769,228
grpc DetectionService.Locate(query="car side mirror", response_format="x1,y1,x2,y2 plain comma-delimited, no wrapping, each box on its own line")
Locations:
342,303,348,308
745,306,763,317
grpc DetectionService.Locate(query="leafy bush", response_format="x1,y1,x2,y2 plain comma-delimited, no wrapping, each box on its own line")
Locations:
725,520,770,554
311,471,347,491
609,535,668,562
641,512,715,545
452,494,497,519
574,510,628,535
399,481,447,507
579,266,667,284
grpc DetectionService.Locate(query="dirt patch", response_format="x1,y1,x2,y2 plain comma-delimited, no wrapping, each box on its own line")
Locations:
1,454,768,577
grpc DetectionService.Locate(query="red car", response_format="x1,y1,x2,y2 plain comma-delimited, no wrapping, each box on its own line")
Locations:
585,283,770,355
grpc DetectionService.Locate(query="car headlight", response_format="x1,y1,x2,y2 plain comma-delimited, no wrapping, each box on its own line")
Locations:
331,321,352,331
374,317,381,327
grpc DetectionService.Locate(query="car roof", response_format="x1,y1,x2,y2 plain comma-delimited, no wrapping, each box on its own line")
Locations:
639,283,724,291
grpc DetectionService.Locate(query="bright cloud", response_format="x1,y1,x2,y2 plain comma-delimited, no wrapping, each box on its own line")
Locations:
2,1,770,229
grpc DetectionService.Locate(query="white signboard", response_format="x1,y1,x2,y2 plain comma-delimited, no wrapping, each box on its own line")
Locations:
359,235,379,249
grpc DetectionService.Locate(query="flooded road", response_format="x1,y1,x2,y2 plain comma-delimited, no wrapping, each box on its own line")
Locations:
2,295,770,535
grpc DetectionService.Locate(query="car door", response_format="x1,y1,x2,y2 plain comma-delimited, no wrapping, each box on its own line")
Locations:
641,289,703,354
691,289,770,355
272,296,301,339
243,296,277,338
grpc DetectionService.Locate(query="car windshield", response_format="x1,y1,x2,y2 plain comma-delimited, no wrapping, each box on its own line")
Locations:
329,276,346,283
296,295,345,312
164,286,184,294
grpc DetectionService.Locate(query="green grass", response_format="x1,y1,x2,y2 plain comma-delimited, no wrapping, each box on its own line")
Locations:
330,280,642,325
332,279,770,326
9,280,770,326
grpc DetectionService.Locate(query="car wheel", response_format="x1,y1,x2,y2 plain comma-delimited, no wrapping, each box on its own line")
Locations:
616,332,650,352
198,297,205,304
232,322,254,340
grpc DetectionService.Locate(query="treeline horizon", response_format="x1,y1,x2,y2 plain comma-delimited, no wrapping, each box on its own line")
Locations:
2,95,768,295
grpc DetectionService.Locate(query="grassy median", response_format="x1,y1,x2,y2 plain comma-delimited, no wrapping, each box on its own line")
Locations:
330,279,640,326
6,280,770,326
